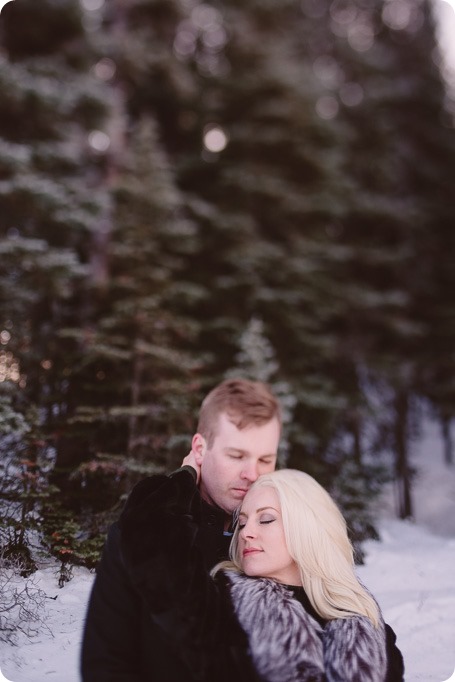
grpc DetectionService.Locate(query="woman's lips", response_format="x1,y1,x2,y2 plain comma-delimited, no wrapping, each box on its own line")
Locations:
242,548,262,556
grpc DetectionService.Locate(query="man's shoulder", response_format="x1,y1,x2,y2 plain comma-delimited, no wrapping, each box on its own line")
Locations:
125,467,197,507
126,473,169,504
120,467,199,529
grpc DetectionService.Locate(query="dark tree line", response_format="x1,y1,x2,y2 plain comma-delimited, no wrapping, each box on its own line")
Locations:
0,0,454,569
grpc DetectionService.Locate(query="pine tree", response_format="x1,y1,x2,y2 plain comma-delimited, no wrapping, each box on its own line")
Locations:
0,0,113,561
0,0,111,411
226,316,296,466
2,0,454,566
65,119,204,481
331,0,455,516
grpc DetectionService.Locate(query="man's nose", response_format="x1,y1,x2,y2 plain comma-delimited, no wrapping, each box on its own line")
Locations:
240,461,259,483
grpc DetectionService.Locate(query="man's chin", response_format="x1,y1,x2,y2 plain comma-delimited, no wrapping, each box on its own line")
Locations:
212,490,248,516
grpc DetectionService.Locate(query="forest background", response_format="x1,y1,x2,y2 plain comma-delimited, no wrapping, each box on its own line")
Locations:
0,0,454,581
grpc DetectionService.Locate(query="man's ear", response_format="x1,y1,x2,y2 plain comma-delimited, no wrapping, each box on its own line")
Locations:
191,433,207,465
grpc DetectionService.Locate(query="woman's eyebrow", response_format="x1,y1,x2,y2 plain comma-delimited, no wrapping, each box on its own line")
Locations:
239,506,278,517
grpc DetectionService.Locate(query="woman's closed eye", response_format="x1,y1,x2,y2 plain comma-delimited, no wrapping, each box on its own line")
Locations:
237,513,276,529
259,515,275,525
238,518,274,529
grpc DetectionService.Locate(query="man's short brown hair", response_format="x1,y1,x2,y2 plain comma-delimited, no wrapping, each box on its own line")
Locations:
197,378,282,447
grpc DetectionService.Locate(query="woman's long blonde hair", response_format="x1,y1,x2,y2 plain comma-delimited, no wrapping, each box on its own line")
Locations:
214,469,379,627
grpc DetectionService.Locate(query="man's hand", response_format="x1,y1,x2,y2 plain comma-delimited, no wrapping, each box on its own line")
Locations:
182,450,201,483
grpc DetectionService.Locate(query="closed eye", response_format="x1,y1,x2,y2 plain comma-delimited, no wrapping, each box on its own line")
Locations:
238,519,273,529
237,517,249,529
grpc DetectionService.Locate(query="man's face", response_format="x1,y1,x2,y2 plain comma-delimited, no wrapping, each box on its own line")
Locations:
198,412,280,519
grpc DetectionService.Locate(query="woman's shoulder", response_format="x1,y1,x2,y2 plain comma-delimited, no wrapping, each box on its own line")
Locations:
323,614,387,682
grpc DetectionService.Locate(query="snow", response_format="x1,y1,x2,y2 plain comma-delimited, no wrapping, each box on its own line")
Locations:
0,565,92,682
1,415,455,682
358,520,455,682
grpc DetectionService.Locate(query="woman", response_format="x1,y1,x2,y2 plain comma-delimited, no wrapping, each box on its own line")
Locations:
120,468,404,681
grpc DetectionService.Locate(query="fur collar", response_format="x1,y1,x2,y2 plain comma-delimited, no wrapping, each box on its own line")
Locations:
225,571,387,682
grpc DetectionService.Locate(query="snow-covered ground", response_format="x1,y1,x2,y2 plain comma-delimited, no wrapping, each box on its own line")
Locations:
1,415,454,682
0,565,92,682
358,520,455,682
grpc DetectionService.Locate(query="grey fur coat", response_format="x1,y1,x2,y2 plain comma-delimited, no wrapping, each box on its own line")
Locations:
227,571,388,682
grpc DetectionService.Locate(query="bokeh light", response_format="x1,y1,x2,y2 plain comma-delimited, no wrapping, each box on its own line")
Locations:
339,82,364,107
174,24,197,58
94,58,116,81
382,0,422,32
81,0,104,10
0,330,11,345
315,95,339,119
88,130,110,152
347,22,375,52
191,4,222,31
313,55,344,87
203,124,229,152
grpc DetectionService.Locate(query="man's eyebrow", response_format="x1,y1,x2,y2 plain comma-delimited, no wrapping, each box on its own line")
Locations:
224,448,276,458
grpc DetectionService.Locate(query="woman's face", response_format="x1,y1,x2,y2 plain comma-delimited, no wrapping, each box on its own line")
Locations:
237,486,301,586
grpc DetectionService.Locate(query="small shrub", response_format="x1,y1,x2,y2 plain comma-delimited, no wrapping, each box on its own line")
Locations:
0,549,51,645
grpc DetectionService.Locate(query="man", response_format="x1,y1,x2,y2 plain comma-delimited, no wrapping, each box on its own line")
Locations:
80,378,282,681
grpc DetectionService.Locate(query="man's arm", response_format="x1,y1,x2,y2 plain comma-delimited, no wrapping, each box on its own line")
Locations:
80,470,194,682
385,623,405,681
80,523,143,682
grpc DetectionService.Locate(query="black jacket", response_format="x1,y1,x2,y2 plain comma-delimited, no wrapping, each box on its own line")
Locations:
80,467,233,681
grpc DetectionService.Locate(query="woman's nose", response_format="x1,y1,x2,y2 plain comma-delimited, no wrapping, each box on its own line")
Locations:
239,521,256,539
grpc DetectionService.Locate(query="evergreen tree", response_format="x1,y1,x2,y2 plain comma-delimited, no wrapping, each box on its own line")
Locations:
332,0,455,516
66,118,204,486
0,0,112,561
2,0,454,566
0,0,111,417
226,316,296,466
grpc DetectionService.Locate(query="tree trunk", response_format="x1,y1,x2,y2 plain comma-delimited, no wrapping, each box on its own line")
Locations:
88,2,128,291
394,390,413,519
441,414,454,466
127,344,143,458
351,408,362,464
